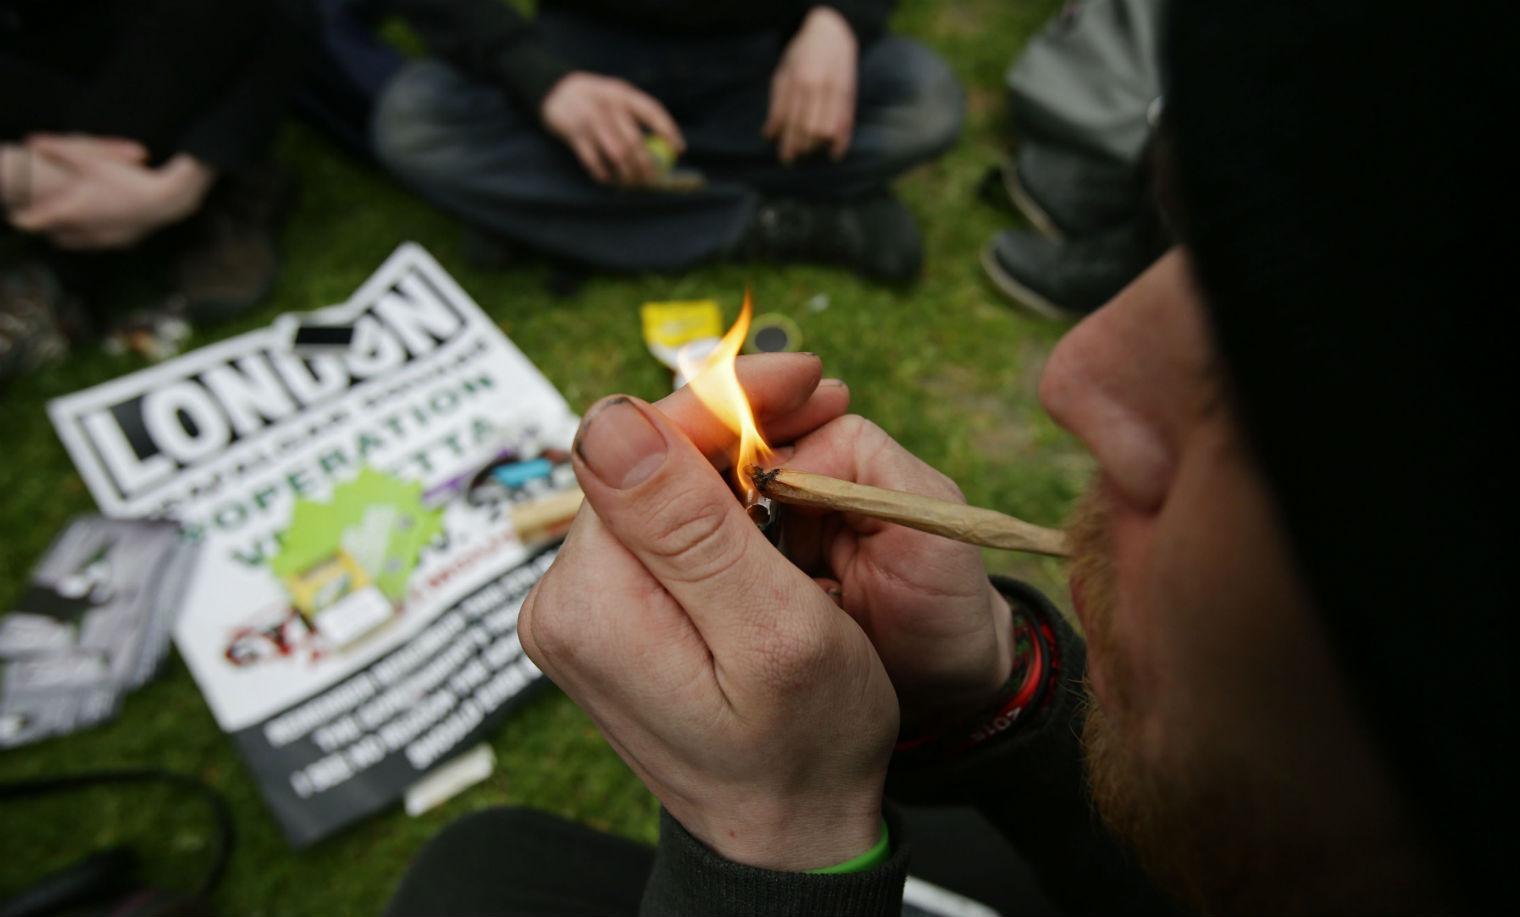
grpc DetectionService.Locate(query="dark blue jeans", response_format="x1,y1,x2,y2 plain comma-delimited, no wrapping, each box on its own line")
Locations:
372,13,964,271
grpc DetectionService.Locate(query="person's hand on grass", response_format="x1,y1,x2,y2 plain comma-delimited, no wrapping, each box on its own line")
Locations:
541,73,685,187
519,355,896,871
764,6,860,164
9,134,214,249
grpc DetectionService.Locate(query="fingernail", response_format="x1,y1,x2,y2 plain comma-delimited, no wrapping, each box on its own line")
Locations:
821,377,847,388
575,397,667,489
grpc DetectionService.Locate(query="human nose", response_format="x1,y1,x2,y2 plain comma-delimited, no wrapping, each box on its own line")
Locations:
1038,251,1193,514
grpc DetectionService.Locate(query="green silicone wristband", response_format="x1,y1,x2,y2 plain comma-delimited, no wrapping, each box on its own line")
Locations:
806,818,890,874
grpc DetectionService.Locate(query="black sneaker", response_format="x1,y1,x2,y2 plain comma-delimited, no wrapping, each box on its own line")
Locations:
1004,142,1142,241
733,192,923,283
981,222,1160,320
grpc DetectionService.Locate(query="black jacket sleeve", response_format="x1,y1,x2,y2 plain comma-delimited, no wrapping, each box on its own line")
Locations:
0,0,295,170
887,577,1176,915
640,806,908,916
390,0,571,114
175,0,298,171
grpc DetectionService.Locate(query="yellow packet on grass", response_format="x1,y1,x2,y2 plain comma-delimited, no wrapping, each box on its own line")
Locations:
641,300,723,389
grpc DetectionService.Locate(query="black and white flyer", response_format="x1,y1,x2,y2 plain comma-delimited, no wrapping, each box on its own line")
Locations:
1,515,196,748
46,244,580,845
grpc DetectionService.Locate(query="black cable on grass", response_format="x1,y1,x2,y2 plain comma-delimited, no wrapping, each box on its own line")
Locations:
0,768,235,898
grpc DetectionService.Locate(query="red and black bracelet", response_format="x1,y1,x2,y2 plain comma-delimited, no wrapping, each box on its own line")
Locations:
894,580,1062,763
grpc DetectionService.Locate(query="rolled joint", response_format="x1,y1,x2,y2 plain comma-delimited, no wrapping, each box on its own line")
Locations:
746,464,779,493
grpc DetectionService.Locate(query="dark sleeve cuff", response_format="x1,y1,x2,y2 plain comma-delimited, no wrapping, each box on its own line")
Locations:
493,38,575,117
640,806,909,916
818,2,895,42
886,576,1083,805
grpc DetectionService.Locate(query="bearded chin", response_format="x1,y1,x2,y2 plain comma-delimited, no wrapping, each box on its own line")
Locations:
1069,484,1260,913
1068,483,1226,911
1082,694,1203,906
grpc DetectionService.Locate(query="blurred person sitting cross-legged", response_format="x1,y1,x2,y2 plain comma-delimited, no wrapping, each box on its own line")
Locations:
338,0,962,283
0,0,297,380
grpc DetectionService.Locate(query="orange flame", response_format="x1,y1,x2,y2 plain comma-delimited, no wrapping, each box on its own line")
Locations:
678,290,774,500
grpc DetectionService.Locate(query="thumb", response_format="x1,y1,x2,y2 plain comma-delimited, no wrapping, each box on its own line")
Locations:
571,395,817,651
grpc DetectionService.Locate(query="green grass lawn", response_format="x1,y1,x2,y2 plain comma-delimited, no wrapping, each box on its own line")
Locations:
0,2,1089,912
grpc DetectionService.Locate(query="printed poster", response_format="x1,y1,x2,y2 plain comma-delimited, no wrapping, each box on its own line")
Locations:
48,244,580,845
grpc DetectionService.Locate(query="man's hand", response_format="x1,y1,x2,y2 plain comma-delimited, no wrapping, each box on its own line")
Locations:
520,356,896,871
775,417,1014,735
764,6,860,164
541,73,685,186
658,357,1013,733
9,134,214,249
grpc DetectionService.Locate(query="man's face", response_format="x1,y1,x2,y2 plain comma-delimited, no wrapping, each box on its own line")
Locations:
1039,249,1417,911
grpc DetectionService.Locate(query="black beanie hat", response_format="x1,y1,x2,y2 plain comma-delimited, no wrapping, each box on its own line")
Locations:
1165,0,1511,907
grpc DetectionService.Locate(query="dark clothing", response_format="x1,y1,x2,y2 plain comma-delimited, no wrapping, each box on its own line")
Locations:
385,579,1169,916
293,0,408,161
384,807,657,916
370,10,962,270
641,808,913,916
299,1,955,271
0,0,293,324
378,0,893,113
0,0,294,170
1166,2,1510,907
385,805,1062,917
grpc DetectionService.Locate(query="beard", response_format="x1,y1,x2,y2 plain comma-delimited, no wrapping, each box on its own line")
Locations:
1067,481,1443,913
1066,483,1252,913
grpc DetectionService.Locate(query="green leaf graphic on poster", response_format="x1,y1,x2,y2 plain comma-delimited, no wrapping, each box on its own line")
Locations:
270,467,442,617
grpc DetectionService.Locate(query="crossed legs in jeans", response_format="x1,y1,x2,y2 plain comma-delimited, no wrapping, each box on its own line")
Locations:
371,15,964,272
